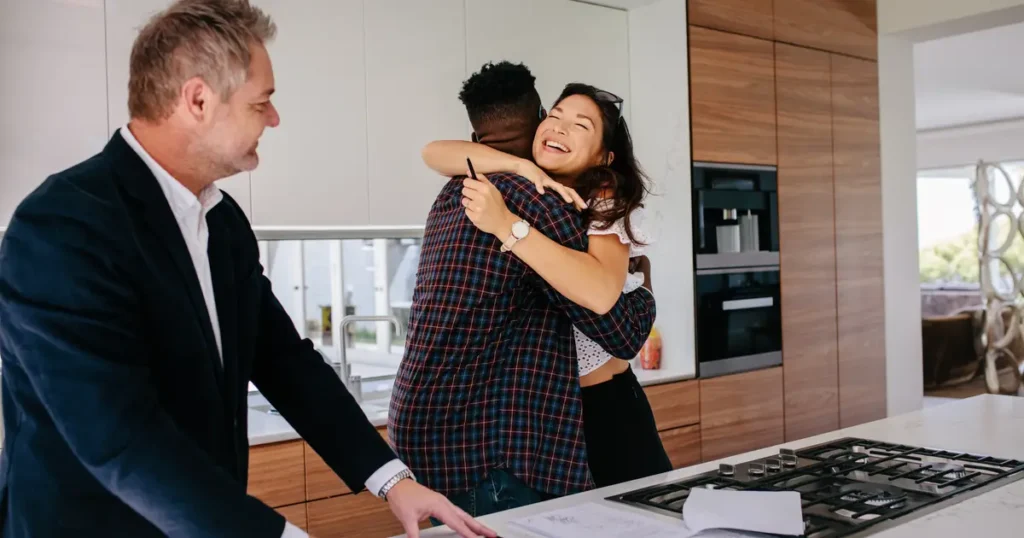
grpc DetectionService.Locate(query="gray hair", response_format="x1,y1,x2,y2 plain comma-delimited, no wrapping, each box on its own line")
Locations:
128,0,276,121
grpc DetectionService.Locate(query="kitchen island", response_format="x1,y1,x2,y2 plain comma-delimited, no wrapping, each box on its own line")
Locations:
403,395,1023,537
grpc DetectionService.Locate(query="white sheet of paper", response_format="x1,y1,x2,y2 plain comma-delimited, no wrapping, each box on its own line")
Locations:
508,502,693,538
683,488,805,536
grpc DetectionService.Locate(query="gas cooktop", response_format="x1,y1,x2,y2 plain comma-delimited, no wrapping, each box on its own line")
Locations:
607,437,1024,537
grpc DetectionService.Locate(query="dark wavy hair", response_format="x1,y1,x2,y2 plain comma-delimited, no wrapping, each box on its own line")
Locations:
553,83,650,245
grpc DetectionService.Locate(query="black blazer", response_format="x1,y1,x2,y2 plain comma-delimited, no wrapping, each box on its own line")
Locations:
0,131,396,537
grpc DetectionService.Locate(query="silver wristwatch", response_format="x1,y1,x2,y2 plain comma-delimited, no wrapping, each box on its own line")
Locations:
378,469,415,500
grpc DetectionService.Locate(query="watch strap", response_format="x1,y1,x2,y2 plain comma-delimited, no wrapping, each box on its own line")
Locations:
500,220,529,252
378,469,415,500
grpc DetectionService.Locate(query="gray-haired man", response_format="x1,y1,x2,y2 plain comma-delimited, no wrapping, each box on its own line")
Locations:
0,1,492,537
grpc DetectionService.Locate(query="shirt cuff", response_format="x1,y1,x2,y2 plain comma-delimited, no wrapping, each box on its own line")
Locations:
281,521,308,538
365,459,411,498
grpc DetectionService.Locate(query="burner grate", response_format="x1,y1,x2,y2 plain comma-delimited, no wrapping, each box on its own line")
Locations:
607,437,1024,538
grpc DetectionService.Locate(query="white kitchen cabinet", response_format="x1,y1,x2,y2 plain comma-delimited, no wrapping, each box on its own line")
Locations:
248,0,369,227
363,0,468,226
465,0,631,121
0,0,108,227
104,0,252,219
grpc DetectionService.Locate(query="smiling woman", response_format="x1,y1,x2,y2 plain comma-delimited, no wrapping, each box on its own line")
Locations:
418,79,669,488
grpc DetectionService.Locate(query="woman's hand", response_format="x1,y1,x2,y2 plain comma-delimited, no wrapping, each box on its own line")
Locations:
462,172,518,237
516,161,588,211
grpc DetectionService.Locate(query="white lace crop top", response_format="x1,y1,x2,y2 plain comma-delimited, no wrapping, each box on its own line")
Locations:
575,204,652,377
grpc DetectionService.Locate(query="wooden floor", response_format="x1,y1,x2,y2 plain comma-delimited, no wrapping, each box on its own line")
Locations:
924,376,987,399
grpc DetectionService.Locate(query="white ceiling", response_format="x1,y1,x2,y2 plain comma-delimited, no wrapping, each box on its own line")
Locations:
915,21,1024,130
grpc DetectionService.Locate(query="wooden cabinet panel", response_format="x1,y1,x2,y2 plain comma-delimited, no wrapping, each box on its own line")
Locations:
305,442,350,500
307,493,429,538
248,440,305,508
660,425,702,469
645,380,700,431
277,503,308,532
699,367,785,461
689,0,774,40
774,0,877,60
775,43,840,442
689,26,777,165
831,54,886,428
305,428,390,501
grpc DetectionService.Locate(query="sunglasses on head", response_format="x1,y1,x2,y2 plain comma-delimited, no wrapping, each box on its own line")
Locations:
593,88,624,124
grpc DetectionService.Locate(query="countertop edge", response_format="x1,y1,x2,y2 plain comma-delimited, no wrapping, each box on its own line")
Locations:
248,369,693,446
248,407,388,447
634,369,695,387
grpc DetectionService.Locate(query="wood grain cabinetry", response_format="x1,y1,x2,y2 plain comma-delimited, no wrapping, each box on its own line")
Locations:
699,367,785,461
307,492,429,538
247,440,306,508
689,26,777,165
659,425,702,469
775,43,841,442
644,380,700,430
304,442,351,500
774,0,877,60
305,428,390,501
831,54,886,428
688,0,774,40
276,503,308,532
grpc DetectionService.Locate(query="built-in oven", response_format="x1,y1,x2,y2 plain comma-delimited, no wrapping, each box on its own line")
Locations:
694,260,782,378
692,162,782,378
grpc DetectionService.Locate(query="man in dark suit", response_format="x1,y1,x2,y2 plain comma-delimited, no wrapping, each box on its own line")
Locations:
0,2,493,538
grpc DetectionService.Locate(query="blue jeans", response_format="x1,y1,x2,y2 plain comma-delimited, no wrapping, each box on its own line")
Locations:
432,469,554,526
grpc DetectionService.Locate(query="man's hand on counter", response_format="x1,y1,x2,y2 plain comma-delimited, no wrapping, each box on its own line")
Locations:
386,479,497,538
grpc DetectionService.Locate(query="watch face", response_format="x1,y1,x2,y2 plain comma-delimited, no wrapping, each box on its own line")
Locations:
512,220,530,239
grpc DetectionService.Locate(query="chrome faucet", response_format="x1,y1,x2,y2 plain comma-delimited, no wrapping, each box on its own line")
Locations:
337,314,402,404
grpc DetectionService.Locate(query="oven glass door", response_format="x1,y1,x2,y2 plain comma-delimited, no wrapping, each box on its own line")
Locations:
695,268,781,376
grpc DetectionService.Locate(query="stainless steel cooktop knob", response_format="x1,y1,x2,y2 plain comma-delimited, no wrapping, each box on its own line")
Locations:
749,463,766,476
766,459,782,472
719,463,735,477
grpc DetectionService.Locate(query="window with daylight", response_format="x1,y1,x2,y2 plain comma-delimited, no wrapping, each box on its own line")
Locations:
917,161,1024,316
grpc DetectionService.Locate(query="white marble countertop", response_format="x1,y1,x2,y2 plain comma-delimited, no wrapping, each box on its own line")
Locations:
401,395,1024,537
247,366,692,446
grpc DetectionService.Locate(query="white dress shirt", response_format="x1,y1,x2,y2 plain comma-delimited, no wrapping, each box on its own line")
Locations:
119,126,409,538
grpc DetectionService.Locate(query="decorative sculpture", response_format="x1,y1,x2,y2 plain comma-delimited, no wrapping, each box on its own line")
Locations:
972,160,1024,395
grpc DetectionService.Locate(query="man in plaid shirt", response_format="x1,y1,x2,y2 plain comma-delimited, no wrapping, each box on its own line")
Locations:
388,62,656,517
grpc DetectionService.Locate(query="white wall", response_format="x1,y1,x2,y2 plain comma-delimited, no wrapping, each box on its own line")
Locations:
628,0,695,378
878,35,924,417
0,0,109,226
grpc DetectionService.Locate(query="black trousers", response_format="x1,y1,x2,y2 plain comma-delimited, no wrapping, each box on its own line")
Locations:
581,366,673,487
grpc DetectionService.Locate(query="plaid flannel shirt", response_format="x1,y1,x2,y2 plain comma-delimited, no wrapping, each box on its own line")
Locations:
388,173,657,497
